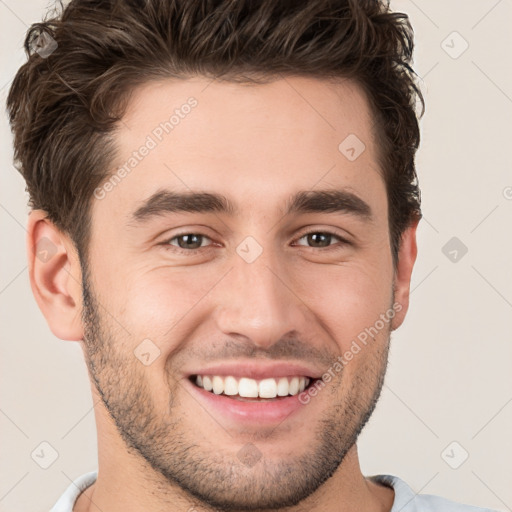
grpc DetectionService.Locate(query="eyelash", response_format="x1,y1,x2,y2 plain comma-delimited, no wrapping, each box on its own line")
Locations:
161,229,350,255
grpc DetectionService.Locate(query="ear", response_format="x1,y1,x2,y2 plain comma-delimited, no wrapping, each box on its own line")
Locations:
390,218,419,331
27,210,84,341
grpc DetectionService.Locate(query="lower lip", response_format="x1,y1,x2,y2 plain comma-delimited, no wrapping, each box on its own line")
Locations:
184,378,311,425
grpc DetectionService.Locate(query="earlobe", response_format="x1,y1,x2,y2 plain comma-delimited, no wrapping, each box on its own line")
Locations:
27,210,84,341
390,218,419,331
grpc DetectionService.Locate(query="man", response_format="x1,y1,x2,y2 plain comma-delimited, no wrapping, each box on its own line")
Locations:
6,0,498,511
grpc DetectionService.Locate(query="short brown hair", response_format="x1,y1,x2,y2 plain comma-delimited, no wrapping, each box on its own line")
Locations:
7,0,423,267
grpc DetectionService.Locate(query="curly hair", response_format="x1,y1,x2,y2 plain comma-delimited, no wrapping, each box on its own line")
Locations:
7,0,423,267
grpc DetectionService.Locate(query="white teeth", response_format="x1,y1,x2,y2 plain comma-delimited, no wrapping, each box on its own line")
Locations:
238,377,259,398
224,376,238,395
289,377,300,395
194,375,312,398
212,375,224,394
259,378,277,399
277,377,289,396
202,375,213,391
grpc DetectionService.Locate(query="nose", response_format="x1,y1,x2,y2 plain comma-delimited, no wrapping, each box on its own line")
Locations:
212,247,308,350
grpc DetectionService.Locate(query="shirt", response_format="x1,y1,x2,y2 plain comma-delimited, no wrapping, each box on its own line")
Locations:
50,471,499,512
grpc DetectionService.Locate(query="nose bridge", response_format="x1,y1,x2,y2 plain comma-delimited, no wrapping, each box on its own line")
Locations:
213,244,305,348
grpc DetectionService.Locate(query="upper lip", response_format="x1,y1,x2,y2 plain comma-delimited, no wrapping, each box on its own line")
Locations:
186,361,322,380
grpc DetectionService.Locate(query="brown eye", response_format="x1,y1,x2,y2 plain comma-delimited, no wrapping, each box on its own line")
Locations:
168,234,211,250
296,231,344,249
306,233,332,248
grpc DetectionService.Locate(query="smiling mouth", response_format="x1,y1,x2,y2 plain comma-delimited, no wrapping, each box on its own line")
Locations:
190,374,317,401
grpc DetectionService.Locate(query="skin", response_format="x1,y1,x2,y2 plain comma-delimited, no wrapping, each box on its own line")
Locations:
27,76,418,512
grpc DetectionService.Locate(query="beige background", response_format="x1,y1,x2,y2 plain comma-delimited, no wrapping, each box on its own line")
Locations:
1,1,511,511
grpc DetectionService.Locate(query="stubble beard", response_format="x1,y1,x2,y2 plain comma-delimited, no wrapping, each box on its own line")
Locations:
80,265,391,511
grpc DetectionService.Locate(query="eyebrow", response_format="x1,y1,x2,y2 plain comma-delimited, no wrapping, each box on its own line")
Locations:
130,188,372,224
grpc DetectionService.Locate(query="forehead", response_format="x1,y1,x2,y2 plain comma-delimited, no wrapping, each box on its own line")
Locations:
93,75,385,223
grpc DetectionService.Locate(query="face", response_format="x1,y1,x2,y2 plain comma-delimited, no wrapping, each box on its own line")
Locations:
81,76,401,509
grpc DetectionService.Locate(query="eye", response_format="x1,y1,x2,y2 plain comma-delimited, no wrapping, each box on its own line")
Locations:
166,233,213,250
161,230,349,255
294,231,348,249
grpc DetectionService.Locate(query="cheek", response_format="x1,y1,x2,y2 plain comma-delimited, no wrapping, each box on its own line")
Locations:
116,266,221,343
292,260,393,351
